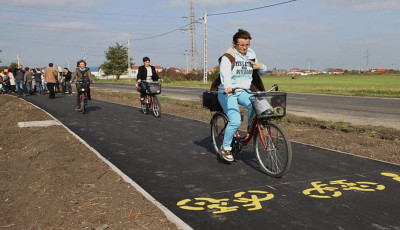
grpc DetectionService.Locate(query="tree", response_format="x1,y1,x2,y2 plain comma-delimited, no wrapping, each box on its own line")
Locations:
101,43,132,79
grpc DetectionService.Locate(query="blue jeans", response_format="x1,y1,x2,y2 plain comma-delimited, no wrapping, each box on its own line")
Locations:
139,82,149,98
36,82,43,94
218,90,255,150
65,81,72,95
16,80,24,96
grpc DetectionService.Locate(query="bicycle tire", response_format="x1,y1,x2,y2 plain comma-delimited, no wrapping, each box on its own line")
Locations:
254,121,292,178
210,113,228,159
152,95,161,118
79,94,85,113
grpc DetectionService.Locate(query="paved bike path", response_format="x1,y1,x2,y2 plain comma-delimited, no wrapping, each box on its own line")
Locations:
24,95,400,230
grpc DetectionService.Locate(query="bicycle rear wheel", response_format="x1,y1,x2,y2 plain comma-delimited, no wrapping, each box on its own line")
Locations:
152,95,161,118
254,121,292,178
210,113,228,158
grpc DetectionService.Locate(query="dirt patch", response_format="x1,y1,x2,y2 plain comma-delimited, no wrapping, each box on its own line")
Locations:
1,89,399,229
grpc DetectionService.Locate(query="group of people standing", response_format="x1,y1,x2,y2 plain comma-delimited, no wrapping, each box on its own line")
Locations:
1,60,93,111
0,64,74,97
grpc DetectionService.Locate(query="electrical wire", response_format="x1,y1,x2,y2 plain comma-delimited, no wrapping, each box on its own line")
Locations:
207,0,297,16
0,3,181,19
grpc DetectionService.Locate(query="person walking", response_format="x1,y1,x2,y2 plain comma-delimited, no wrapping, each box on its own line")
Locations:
14,65,25,97
210,29,269,162
63,67,73,96
24,67,33,95
44,63,58,99
33,68,43,95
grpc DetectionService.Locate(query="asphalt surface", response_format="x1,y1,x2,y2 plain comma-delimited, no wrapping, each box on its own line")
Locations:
24,94,400,230
92,83,400,130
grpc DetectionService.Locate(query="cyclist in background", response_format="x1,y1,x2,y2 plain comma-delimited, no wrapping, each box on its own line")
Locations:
136,56,161,103
70,60,94,111
210,29,271,162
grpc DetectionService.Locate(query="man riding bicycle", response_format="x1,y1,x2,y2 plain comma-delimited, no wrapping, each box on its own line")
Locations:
70,60,95,111
210,29,273,162
136,56,162,102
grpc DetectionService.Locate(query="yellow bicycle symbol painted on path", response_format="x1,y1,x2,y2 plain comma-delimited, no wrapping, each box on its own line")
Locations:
177,190,274,214
303,179,385,199
381,172,400,182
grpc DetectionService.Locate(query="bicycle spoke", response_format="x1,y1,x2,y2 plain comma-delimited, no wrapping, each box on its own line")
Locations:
254,122,292,177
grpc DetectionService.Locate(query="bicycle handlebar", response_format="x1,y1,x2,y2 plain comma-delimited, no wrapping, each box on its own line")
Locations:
224,84,279,95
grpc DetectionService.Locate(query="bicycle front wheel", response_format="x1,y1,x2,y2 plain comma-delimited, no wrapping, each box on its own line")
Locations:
210,113,228,159
141,97,148,114
152,95,161,118
79,94,86,113
254,121,292,178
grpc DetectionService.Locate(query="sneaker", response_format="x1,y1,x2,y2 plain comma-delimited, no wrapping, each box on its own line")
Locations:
220,146,234,162
75,105,80,111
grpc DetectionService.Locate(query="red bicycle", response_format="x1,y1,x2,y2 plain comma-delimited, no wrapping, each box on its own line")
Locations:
205,84,292,178
140,82,162,118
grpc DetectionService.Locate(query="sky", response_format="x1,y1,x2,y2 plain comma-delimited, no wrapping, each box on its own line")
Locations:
1,0,399,71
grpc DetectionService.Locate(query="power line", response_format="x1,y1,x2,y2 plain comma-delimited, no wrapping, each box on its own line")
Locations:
1,3,181,19
207,0,297,16
131,19,201,41
0,9,182,23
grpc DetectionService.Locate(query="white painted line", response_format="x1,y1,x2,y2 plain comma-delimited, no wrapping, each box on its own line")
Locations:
18,120,61,128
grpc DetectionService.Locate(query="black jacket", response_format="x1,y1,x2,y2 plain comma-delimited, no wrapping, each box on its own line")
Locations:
137,65,159,82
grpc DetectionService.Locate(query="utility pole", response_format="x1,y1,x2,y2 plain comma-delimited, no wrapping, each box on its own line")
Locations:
127,38,131,81
307,58,312,72
203,12,208,84
83,49,87,62
17,54,20,65
184,50,188,75
365,49,369,71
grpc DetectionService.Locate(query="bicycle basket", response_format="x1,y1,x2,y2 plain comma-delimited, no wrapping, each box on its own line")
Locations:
202,91,223,112
250,92,287,118
148,82,161,94
76,81,89,92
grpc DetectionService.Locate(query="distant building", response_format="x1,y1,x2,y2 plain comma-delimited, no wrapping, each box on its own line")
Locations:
88,67,103,77
328,68,344,74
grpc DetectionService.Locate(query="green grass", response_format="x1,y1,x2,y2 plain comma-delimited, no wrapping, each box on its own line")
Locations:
96,74,400,98
262,74,400,98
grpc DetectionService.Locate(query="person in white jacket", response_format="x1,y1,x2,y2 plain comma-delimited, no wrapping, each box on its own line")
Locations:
217,29,271,162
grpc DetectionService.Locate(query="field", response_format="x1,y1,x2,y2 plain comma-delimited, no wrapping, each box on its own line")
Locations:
96,74,400,98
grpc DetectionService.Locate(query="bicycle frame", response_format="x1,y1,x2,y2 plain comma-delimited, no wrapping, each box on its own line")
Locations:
235,115,274,151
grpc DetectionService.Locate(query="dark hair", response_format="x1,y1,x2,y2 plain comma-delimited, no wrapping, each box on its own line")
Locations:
233,29,252,43
142,56,150,62
64,67,69,70
77,60,87,66
25,67,29,71
49,63,53,67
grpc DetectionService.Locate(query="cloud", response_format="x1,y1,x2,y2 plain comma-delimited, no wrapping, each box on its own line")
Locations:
160,0,262,9
226,18,334,34
45,21,101,30
324,0,400,12
2,0,104,8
